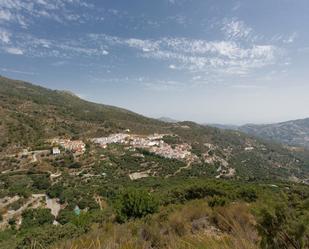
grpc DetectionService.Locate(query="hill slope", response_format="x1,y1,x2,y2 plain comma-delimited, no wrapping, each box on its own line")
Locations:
0,76,168,150
0,75,308,181
239,118,309,148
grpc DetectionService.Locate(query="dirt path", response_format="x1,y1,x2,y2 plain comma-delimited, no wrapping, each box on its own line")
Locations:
173,161,192,175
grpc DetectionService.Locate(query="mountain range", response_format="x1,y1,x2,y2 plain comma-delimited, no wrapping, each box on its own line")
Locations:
238,119,309,148
206,118,309,149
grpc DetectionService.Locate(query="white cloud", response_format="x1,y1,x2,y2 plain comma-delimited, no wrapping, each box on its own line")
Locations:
0,29,11,43
0,20,283,78
0,32,111,58
5,47,23,55
0,9,12,21
221,18,252,40
283,32,297,44
117,36,280,75
102,50,109,55
0,0,92,27
126,38,160,52
0,67,36,75
169,64,176,69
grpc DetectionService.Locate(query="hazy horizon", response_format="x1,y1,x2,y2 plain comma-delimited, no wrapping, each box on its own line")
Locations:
1,0,309,124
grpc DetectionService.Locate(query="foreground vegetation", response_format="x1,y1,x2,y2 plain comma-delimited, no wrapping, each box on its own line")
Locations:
0,177,308,249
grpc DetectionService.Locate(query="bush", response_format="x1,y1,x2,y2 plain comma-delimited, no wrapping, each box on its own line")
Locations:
16,223,85,249
21,208,54,229
8,218,16,227
208,196,227,208
238,188,258,202
31,175,51,190
69,162,82,169
57,209,75,225
257,206,308,249
168,185,225,204
116,189,159,222
47,184,63,199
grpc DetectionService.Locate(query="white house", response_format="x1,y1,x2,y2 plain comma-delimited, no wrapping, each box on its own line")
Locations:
52,147,61,155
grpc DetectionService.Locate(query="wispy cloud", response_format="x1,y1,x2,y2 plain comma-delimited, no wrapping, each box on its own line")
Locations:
0,67,36,75
4,46,23,55
221,18,252,40
0,22,283,77
0,32,109,58
283,32,297,44
0,11,290,90
117,36,281,75
0,28,10,43
0,0,93,28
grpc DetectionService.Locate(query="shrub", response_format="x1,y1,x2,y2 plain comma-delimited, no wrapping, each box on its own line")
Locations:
47,183,63,199
257,206,308,249
238,188,257,202
208,196,227,208
16,223,84,249
168,185,225,204
8,218,16,227
31,175,51,190
57,209,75,225
69,162,82,169
116,189,159,222
21,208,54,229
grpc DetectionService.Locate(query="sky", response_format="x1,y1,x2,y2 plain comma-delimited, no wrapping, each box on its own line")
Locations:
0,0,309,125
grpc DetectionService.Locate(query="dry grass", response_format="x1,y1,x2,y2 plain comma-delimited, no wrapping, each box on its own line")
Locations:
50,200,260,249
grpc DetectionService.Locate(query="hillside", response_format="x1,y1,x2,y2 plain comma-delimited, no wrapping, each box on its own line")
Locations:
0,76,309,248
0,76,169,152
0,75,308,180
239,118,309,148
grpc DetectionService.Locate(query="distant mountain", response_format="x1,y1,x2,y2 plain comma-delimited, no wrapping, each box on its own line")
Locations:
239,118,309,148
206,123,239,130
158,117,179,123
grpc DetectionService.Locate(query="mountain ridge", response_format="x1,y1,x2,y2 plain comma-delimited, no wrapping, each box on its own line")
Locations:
238,118,309,148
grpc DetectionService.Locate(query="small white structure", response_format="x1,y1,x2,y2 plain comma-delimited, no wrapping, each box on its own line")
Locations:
52,147,61,155
245,146,254,151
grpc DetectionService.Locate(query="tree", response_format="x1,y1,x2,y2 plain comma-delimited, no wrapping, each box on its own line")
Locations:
21,208,54,229
238,188,258,202
57,209,75,225
116,189,158,222
257,206,308,249
31,175,51,190
47,183,63,199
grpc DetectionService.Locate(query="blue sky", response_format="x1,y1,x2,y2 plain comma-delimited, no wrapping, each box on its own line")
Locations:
0,0,309,124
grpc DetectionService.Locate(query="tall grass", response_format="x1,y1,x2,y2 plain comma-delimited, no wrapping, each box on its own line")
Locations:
49,200,260,249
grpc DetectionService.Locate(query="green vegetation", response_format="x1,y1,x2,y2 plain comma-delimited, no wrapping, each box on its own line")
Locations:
0,177,307,249
21,208,54,229
115,189,159,222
